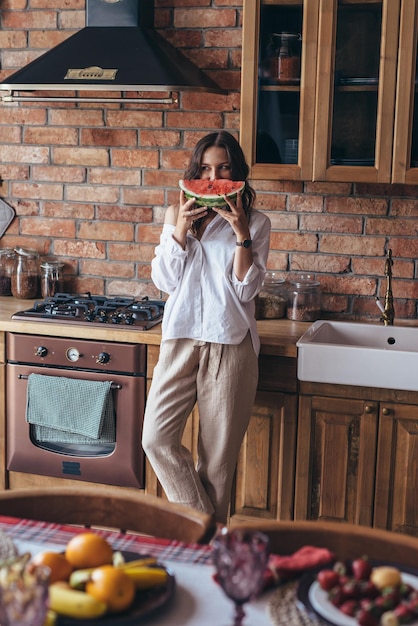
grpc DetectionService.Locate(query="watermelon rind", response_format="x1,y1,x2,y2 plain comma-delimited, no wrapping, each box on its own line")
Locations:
179,179,245,208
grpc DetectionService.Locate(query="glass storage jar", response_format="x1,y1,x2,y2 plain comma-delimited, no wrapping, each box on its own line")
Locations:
257,271,288,319
287,274,321,321
0,248,16,296
11,247,39,299
40,259,64,298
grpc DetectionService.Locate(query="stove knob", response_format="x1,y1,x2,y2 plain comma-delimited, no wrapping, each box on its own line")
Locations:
97,352,110,364
35,346,48,358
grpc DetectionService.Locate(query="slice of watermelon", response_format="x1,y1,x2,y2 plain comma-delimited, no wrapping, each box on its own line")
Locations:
179,179,245,208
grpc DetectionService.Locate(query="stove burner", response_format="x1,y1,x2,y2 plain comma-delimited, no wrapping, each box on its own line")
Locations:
12,293,165,330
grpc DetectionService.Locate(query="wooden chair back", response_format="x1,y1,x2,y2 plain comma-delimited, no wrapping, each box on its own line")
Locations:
0,487,215,544
232,520,418,568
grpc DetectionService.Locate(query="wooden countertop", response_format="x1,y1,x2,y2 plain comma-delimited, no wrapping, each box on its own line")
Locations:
0,297,310,357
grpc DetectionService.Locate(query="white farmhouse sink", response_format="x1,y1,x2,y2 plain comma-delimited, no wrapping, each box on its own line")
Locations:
296,320,418,391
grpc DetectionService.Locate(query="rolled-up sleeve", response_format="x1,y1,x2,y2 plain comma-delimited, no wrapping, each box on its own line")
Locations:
151,225,189,294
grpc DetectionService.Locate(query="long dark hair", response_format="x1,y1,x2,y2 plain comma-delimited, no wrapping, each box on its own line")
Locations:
184,131,256,223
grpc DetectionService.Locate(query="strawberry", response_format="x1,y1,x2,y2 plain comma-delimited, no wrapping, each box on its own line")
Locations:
352,557,373,581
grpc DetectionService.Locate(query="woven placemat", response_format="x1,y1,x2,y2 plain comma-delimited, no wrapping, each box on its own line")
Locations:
0,529,18,563
267,581,326,626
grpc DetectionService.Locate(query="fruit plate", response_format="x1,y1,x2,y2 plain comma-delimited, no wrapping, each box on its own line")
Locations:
56,551,175,626
296,565,418,626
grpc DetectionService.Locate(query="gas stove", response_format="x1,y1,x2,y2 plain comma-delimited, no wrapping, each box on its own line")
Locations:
11,293,165,330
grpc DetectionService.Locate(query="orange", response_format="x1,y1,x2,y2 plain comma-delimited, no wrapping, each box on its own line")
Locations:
31,551,73,584
86,565,136,613
65,532,113,570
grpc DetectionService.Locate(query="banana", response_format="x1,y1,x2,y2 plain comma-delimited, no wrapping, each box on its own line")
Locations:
49,582,107,619
118,557,158,570
43,609,58,626
70,558,159,589
124,566,168,589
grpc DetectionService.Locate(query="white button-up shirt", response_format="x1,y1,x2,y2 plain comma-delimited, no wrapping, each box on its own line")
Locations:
151,210,271,354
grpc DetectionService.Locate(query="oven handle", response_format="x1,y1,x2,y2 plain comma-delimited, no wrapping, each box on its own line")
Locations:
17,374,122,390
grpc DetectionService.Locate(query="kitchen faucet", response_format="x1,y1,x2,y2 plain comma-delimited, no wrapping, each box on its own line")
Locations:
375,249,394,326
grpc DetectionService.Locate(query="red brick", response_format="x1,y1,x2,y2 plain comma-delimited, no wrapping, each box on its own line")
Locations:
320,235,385,256
136,224,163,244
140,130,180,147
29,30,72,48
42,202,94,219
269,231,317,252
326,196,388,215
49,110,104,126
112,149,159,169
66,186,120,203
268,213,298,230
53,240,106,258
20,217,76,237
0,31,27,47
288,194,324,212
106,111,163,128
300,215,363,233
78,221,134,242
89,168,141,186
96,205,153,223
79,260,135,279
53,147,109,166
367,218,418,236
0,126,21,142
2,145,49,163
291,254,350,274
391,198,418,216
11,182,63,200
23,127,78,145
32,166,85,183
174,8,236,28
205,28,242,47
80,129,137,147
2,10,58,29
122,188,165,207
166,111,223,128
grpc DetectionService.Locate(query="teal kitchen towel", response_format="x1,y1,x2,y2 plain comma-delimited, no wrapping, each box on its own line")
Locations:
26,374,115,443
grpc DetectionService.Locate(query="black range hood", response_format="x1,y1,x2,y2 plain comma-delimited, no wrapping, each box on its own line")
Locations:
0,0,226,103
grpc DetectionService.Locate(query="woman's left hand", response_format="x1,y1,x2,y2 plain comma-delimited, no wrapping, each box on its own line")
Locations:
212,192,250,242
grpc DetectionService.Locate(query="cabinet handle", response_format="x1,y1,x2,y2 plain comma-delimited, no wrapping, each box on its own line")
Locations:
364,405,374,413
382,407,391,416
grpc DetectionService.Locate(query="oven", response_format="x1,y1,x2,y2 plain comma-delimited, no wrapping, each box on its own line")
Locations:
6,294,165,489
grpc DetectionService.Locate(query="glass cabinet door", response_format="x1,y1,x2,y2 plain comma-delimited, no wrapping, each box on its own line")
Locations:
313,0,401,183
392,0,418,184
240,0,320,180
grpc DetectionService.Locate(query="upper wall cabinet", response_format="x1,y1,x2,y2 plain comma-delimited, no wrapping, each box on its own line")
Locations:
240,0,418,183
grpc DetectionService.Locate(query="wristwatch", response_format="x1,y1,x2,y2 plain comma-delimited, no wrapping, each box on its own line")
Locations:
236,239,252,248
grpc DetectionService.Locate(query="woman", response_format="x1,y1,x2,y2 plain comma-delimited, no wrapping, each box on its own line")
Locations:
142,131,271,524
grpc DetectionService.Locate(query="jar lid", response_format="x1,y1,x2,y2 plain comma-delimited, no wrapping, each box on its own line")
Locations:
263,271,285,285
40,260,64,269
0,248,15,257
14,247,39,258
290,274,321,288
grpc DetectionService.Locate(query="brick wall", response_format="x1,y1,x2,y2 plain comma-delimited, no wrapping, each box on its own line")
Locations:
0,0,418,321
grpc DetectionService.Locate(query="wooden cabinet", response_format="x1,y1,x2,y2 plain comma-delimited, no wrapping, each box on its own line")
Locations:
230,355,298,522
296,384,418,536
241,0,418,183
295,394,378,525
374,402,418,535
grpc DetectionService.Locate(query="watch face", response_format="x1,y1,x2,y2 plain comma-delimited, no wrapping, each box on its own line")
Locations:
243,239,252,248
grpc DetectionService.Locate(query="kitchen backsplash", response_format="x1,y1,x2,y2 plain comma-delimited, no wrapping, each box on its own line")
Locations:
0,0,418,321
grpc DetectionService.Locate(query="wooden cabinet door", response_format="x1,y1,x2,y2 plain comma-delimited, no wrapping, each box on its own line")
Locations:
240,0,320,180
374,402,418,535
231,390,297,521
295,395,378,525
392,0,418,184
313,0,401,183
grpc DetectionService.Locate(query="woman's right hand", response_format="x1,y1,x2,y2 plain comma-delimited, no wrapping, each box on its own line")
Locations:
172,191,208,247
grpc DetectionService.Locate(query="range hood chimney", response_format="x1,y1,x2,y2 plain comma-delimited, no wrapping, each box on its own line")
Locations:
0,0,226,103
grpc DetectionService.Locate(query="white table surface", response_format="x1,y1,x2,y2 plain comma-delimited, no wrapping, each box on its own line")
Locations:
15,538,276,625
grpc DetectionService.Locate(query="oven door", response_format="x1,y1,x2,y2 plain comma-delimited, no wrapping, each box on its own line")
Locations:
6,363,145,489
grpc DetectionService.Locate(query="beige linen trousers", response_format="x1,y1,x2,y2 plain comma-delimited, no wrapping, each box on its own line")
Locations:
142,332,258,523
